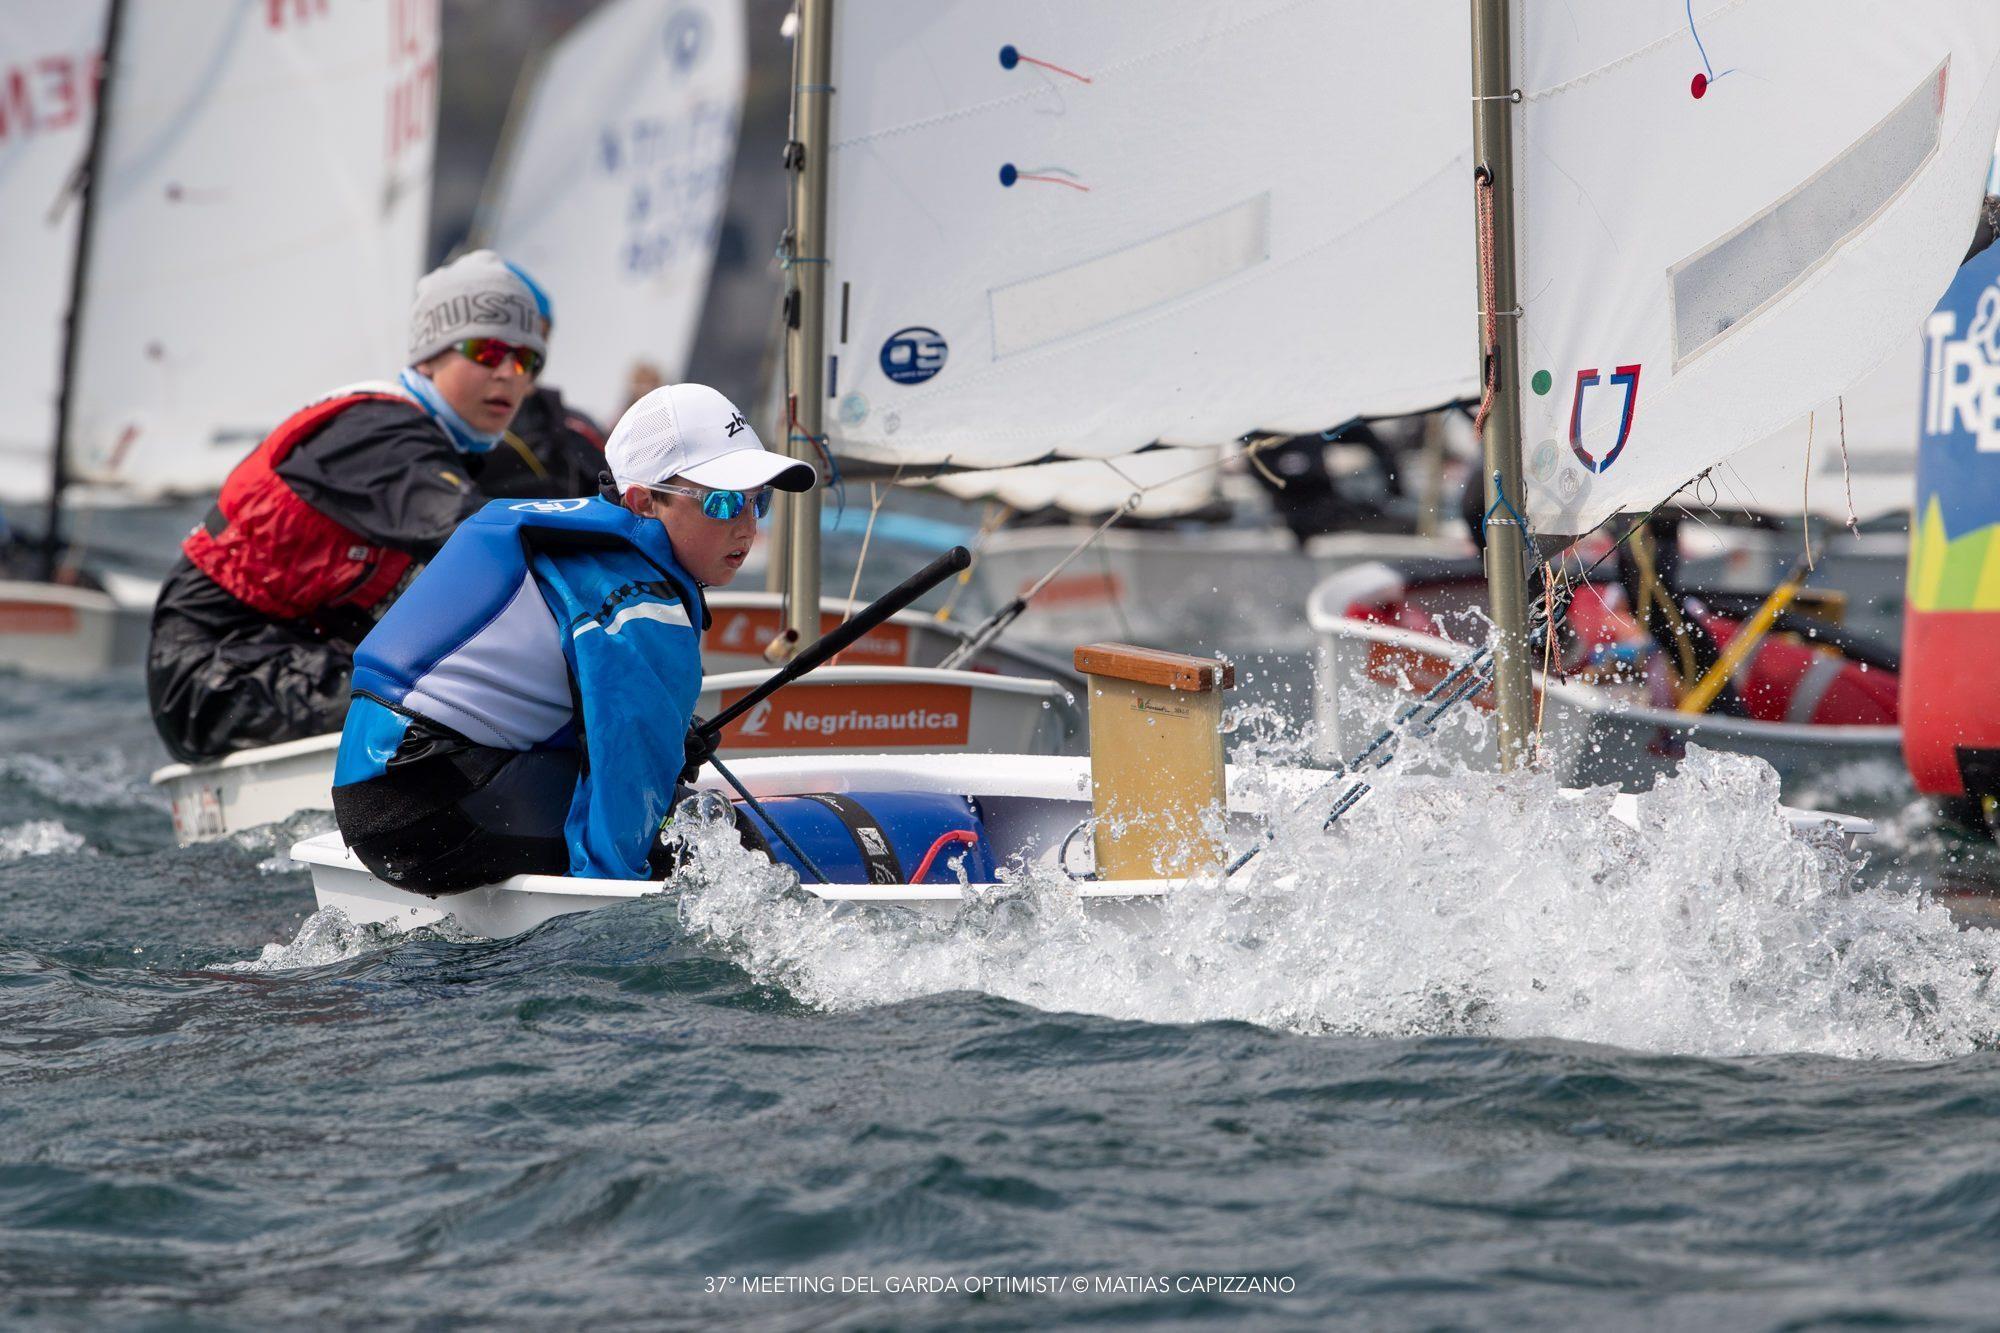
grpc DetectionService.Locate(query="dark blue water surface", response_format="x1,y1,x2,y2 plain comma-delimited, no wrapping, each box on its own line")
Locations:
5,668,2000,1330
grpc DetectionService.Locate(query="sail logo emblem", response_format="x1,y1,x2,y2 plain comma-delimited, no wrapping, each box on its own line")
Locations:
509,498,591,514
663,8,706,71
1568,364,1642,473
880,327,948,385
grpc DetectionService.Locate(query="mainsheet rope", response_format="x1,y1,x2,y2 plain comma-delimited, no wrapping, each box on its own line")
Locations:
933,440,1280,670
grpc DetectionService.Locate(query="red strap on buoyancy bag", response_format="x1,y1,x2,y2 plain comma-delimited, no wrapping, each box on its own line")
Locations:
1702,617,1898,726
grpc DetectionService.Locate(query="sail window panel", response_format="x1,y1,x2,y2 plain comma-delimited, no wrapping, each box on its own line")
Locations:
987,194,1270,360
1669,63,1945,369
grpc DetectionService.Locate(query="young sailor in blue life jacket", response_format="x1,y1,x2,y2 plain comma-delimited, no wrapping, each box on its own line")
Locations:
330,384,816,893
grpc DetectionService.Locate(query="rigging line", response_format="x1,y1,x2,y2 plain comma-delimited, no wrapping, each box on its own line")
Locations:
1670,498,1729,557
933,438,1246,666
840,464,905,628
786,392,843,518
1097,538,1136,642
1234,565,1581,871
995,438,1251,610
1241,434,1286,487
1801,410,1817,571
1224,647,1498,877
1471,172,1501,445
703,754,831,885
1836,395,1860,535
1538,567,1558,734
935,501,1009,624
1018,500,1136,606
1685,0,1716,79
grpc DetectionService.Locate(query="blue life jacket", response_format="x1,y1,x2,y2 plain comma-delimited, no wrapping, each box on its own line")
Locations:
336,496,708,879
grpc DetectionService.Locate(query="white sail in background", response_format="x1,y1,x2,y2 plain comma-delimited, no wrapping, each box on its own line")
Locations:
483,0,746,426
1513,0,2000,537
0,1,109,505
925,447,1221,519
821,1,1476,472
1709,337,1925,525
66,0,438,499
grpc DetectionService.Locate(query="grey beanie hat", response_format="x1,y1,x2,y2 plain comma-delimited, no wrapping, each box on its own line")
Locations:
407,249,549,366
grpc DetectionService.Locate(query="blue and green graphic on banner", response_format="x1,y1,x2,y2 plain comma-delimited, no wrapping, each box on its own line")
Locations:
1911,242,2000,612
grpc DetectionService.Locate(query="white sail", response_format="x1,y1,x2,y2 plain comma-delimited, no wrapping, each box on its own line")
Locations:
66,0,438,499
1707,337,1924,525
1692,130,2000,526
0,1,108,505
820,1,1476,472
1513,0,2000,537
924,447,1221,519
482,0,745,426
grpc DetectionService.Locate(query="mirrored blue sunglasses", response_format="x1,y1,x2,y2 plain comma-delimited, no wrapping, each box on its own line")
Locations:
651,482,773,521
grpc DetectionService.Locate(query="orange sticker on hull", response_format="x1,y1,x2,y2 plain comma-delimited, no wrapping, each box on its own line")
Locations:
0,602,80,635
718,681,972,749
1026,571,1123,608
705,607,911,666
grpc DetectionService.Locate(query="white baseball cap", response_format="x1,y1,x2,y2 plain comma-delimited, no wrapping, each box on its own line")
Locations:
604,383,817,494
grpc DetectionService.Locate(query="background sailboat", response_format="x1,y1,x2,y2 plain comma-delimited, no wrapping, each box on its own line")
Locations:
478,0,746,427
1313,0,2000,796
0,0,439,676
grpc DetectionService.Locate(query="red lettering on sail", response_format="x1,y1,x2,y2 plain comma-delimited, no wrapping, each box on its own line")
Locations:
267,0,330,31
385,0,439,163
0,53,99,145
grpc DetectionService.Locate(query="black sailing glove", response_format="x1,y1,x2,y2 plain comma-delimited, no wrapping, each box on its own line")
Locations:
679,722,717,787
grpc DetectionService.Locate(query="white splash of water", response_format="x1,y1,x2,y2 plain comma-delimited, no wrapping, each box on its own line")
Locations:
230,808,337,861
673,747,2000,1061
0,819,85,860
227,905,470,973
0,751,158,810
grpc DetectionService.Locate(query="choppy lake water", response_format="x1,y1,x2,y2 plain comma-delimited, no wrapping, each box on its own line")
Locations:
5,667,2000,1329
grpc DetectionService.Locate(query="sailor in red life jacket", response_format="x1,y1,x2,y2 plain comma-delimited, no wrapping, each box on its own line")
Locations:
146,250,557,764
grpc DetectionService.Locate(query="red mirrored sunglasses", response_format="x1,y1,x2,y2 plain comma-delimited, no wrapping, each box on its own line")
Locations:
456,338,544,377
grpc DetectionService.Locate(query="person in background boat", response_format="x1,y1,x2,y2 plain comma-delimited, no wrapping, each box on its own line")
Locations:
474,385,608,499
329,383,816,894
1459,478,1747,713
1613,513,1749,718
1252,424,1404,546
146,250,555,765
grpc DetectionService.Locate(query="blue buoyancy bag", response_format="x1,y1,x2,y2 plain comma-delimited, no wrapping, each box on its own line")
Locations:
735,791,997,886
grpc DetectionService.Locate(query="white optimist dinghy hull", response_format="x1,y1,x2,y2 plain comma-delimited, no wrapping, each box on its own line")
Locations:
288,752,1874,940
153,665,1082,844
0,577,151,678
1307,565,1903,793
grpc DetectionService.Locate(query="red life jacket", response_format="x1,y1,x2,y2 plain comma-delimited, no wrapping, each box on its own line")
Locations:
182,390,427,622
